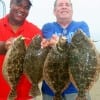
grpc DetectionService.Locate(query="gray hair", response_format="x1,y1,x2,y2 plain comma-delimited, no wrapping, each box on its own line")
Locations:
54,0,72,8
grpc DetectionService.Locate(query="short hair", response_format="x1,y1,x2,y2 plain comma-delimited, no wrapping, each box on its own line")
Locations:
54,0,71,8
11,0,32,7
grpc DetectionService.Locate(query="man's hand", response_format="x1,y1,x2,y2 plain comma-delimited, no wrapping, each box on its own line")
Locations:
5,37,15,50
49,34,59,46
41,38,49,48
41,34,59,48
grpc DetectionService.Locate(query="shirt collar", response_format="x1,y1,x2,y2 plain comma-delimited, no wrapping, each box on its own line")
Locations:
2,15,28,33
54,21,74,30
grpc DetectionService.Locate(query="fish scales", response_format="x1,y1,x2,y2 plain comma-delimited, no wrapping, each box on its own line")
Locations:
68,30,100,100
2,36,26,100
23,35,50,97
43,36,70,100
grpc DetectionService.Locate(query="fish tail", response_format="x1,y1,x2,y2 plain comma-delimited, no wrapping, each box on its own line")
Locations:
30,85,41,97
53,93,62,100
76,92,87,100
8,88,17,100
75,89,88,100
76,96,87,100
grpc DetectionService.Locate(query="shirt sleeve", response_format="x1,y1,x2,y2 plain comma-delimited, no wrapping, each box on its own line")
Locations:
79,21,90,37
42,23,54,39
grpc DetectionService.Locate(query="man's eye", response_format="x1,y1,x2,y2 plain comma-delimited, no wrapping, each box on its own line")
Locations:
58,4,63,7
25,6,30,10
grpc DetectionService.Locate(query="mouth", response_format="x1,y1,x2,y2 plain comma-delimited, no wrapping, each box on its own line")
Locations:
61,11,68,15
16,11,25,17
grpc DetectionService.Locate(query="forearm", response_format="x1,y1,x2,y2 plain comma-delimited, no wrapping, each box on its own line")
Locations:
0,41,7,54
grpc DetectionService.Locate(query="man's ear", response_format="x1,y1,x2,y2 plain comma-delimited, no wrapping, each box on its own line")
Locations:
10,0,13,8
53,8,56,16
10,0,15,8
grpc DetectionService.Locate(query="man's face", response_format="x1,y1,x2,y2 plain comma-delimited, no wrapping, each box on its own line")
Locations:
9,0,31,23
54,0,73,21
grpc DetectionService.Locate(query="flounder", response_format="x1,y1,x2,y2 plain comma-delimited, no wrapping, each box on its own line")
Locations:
23,35,50,97
43,36,70,100
2,36,26,100
68,29,100,100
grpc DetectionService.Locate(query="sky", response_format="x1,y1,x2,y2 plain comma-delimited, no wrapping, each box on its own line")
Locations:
0,0,100,50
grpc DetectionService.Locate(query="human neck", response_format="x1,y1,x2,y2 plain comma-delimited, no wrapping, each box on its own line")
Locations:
57,19,72,28
8,16,24,33
8,18,23,26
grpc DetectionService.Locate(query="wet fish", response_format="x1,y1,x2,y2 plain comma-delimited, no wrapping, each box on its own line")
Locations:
23,35,50,97
43,36,70,100
68,29,100,100
2,36,26,100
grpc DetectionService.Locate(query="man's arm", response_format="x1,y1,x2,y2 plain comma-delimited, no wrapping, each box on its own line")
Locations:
0,38,14,54
80,21,90,37
0,41,7,54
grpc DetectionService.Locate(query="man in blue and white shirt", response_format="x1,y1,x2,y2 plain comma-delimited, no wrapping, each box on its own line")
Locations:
41,0,91,100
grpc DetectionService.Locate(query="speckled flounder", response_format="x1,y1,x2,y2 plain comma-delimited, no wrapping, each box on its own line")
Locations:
2,36,26,100
68,30,100,100
43,36,70,100
23,35,50,97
